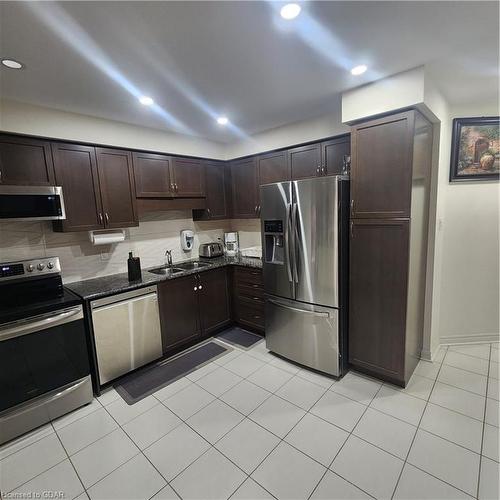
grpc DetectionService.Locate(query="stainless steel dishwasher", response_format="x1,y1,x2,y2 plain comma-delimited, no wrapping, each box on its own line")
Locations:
90,286,162,385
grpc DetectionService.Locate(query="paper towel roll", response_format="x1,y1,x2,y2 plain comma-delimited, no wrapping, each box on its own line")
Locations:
89,230,126,245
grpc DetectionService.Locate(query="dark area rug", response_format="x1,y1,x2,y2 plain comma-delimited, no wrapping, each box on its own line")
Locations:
114,341,229,404
216,326,263,349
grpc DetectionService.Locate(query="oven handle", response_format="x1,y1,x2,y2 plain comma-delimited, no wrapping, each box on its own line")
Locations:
0,305,83,342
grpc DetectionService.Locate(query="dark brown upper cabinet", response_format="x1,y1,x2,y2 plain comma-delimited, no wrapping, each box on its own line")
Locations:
258,150,290,185
288,143,322,180
193,161,230,220
132,151,173,198
95,148,138,229
0,135,55,186
350,111,416,219
52,144,138,232
231,157,259,218
322,135,350,176
51,143,104,232
349,219,410,383
171,158,205,198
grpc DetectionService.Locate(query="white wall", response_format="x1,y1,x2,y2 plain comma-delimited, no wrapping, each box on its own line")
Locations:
437,102,500,344
0,99,226,160
225,95,349,159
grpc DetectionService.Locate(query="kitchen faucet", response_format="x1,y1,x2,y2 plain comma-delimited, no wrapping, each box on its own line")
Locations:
165,250,173,267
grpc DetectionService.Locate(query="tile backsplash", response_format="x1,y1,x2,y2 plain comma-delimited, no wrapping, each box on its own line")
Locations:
0,212,261,283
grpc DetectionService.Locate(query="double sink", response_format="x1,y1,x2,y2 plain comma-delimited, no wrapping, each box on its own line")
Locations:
148,260,211,276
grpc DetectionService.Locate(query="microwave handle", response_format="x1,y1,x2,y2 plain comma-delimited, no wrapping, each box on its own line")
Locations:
0,306,83,342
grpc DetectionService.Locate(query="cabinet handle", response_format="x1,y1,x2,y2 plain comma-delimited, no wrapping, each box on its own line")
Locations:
255,205,258,214
175,183,178,192
206,208,211,216
350,199,354,215
350,220,354,239
198,284,203,290
321,166,326,175
0,169,2,183
98,213,104,225
316,166,321,174
104,212,110,224
194,286,198,291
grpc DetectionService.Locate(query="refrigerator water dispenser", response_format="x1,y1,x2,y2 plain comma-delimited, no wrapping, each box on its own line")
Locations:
264,220,284,264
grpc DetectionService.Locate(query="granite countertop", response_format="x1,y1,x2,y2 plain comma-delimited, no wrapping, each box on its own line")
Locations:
65,255,262,301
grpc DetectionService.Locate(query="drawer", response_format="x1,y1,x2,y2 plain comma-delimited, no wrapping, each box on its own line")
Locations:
235,297,265,329
236,283,264,300
234,266,263,288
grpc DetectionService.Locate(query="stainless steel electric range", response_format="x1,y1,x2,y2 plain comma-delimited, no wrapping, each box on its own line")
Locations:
0,256,92,445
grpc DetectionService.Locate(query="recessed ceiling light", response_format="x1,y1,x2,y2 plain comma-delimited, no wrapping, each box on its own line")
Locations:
138,95,154,106
1,58,24,69
280,3,301,20
217,116,229,125
351,64,367,76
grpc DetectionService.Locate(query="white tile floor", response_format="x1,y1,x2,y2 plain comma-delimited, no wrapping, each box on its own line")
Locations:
1,341,499,500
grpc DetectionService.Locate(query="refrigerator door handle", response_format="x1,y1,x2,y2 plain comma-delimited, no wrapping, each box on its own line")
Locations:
285,203,293,283
267,298,330,318
291,202,299,283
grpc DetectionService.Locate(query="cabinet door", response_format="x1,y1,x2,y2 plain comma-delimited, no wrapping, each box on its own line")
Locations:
132,151,173,198
351,111,414,218
288,143,322,180
51,143,104,231
158,276,201,352
258,151,290,185
349,219,409,383
204,161,229,219
198,268,231,334
95,148,138,228
0,135,55,186
322,136,350,176
172,158,205,197
231,158,259,218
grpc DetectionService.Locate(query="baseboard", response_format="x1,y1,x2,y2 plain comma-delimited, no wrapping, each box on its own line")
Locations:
440,333,500,345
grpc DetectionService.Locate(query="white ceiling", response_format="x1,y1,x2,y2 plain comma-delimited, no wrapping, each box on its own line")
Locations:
0,1,498,142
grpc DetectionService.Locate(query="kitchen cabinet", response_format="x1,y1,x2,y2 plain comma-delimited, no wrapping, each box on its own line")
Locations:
51,143,104,232
258,150,290,185
172,158,205,197
288,143,322,180
348,109,433,386
159,275,201,351
350,111,414,219
95,148,138,229
232,267,265,333
193,161,230,220
0,134,55,186
198,268,231,334
158,268,231,352
322,135,350,176
132,151,173,198
231,157,259,218
52,144,138,232
349,220,409,381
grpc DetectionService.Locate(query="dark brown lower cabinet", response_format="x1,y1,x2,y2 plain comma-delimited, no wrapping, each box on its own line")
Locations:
349,219,410,385
158,268,230,353
232,267,265,333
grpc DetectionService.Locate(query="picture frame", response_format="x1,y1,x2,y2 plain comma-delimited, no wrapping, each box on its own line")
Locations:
449,116,499,182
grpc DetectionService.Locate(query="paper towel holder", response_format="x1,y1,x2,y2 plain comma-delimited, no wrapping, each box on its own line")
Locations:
89,229,126,246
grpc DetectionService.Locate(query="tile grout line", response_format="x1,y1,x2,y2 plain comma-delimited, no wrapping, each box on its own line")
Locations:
476,343,492,499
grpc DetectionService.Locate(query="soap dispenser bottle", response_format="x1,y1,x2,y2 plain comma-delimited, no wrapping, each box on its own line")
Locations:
127,251,142,282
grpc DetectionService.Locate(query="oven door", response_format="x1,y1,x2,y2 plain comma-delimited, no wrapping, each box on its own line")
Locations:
0,305,90,412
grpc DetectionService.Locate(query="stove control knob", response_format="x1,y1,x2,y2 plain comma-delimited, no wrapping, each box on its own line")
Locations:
37,263,45,271
47,261,54,269
27,264,34,272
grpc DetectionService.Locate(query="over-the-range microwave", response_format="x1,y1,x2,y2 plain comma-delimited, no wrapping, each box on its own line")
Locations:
0,185,66,221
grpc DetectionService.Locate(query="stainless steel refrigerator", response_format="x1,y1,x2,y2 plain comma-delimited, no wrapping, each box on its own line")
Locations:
261,176,349,377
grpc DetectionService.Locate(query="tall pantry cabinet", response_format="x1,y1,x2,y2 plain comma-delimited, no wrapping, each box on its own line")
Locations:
348,110,433,386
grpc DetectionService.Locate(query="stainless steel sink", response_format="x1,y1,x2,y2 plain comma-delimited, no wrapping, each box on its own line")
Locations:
148,266,185,276
174,261,210,270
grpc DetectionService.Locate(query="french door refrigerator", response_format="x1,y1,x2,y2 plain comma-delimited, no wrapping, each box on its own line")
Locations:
261,176,349,377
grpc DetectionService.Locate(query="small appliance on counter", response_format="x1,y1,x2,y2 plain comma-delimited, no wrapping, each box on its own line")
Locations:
199,242,224,258
224,232,239,257
127,251,142,281
180,229,194,251
0,256,92,445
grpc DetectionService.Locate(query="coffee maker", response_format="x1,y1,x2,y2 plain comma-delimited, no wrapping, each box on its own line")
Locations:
224,232,239,257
